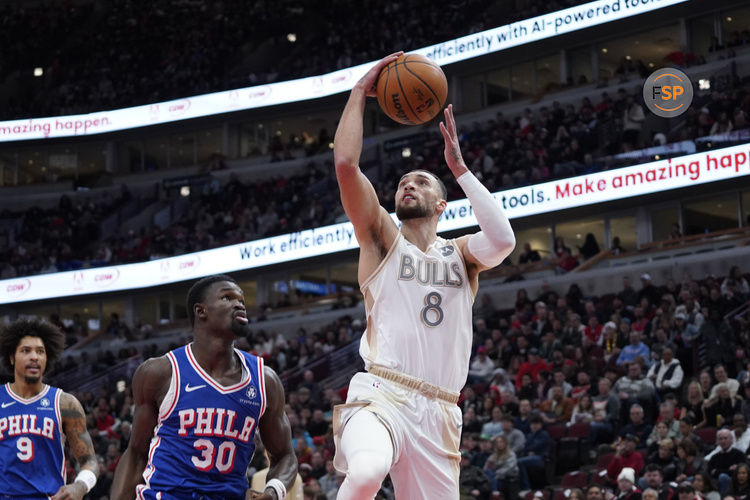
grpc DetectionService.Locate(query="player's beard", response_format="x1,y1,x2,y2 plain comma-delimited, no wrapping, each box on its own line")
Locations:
396,201,430,220
24,375,41,385
231,318,251,337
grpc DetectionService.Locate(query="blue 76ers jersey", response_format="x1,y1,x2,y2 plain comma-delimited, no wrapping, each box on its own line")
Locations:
0,384,65,499
137,344,266,500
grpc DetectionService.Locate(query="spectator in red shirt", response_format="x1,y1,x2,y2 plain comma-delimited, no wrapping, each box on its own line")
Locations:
515,348,551,389
584,316,604,347
608,433,645,481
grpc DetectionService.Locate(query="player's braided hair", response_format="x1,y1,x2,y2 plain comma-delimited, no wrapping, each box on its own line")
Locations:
0,318,65,376
186,274,238,326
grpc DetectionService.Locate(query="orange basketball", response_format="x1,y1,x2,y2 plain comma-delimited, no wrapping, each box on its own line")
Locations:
376,53,448,126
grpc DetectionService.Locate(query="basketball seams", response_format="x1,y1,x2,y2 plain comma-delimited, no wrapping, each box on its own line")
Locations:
394,60,421,125
401,63,445,110
379,64,391,114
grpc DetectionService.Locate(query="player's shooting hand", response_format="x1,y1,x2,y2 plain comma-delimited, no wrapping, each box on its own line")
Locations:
51,482,87,500
355,51,403,97
439,104,468,178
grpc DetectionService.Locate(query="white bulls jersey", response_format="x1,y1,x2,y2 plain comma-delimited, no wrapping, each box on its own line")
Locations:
360,232,474,393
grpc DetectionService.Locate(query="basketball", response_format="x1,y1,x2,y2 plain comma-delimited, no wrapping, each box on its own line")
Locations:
376,53,448,126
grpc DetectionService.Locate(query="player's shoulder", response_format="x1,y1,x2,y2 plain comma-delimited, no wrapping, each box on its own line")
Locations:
56,389,86,417
130,355,173,402
261,365,284,400
134,354,172,380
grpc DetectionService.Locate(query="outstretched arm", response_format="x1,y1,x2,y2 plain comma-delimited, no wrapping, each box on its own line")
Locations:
440,105,515,274
248,366,297,500
110,357,169,500
52,393,99,500
334,52,401,241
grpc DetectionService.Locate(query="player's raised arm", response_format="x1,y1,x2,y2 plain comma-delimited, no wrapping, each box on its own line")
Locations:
52,393,99,500
333,52,401,239
439,104,515,275
110,357,170,500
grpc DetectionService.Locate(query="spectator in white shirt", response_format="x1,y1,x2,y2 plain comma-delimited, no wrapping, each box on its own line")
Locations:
647,348,684,397
468,346,495,384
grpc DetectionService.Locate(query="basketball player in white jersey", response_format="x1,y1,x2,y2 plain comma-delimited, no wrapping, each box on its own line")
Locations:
332,51,516,499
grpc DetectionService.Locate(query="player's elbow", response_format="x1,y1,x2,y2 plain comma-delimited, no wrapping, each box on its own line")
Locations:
501,234,516,255
334,154,358,176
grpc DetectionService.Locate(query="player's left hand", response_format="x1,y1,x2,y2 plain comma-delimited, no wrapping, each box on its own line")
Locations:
51,482,87,500
355,51,403,97
245,489,274,500
439,104,468,178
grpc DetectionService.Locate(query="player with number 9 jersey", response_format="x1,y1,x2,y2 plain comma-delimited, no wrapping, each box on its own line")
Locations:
137,344,265,498
0,384,65,497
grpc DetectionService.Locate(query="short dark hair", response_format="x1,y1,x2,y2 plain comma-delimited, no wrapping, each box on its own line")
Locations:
0,318,65,376
586,485,603,494
402,169,447,200
187,274,238,326
644,463,662,474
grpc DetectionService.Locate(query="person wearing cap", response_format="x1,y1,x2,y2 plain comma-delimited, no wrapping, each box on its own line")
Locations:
515,348,551,390
517,414,552,494
615,467,642,500
647,348,683,398
458,449,492,500
617,330,651,368
637,273,661,307
473,433,495,469
490,367,516,397
607,433,645,481
468,346,496,384
603,320,626,362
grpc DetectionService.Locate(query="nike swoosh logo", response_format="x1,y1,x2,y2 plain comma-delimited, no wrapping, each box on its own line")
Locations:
1,401,16,408
185,384,206,393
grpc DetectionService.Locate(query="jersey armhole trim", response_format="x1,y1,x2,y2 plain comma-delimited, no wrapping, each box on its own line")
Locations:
258,356,267,418
360,232,402,292
451,237,477,302
54,388,66,481
158,352,179,421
